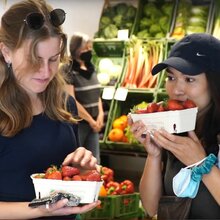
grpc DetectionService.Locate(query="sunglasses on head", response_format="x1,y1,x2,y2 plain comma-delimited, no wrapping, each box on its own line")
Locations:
24,8,66,30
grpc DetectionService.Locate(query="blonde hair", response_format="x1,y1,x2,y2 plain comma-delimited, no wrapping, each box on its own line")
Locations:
0,0,77,137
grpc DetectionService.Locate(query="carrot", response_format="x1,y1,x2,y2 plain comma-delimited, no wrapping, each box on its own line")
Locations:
131,43,145,87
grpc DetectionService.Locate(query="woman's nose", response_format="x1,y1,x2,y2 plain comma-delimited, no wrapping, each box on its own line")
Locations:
40,62,51,77
173,80,185,95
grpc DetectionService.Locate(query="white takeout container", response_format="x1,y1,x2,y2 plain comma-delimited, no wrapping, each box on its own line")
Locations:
31,174,103,203
130,107,198,133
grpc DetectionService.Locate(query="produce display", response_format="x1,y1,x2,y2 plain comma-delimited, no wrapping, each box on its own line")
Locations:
108,115,128,142
135,0,174,38
212,0,220,39
96,2,137,39
96,57,123,86
170,0,210,39
121,37,164,89
100,166,135,195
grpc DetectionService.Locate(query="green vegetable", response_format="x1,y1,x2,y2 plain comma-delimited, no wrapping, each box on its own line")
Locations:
100,16,111,28
115,3,128,16
149,24,162,36
103,24,118,39
126,5,136,19
113,14,123,26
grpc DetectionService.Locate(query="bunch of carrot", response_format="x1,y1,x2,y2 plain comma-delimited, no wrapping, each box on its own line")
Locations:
122,37,164,89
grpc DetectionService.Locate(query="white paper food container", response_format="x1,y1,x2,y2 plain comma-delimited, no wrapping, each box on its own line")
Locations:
31,174,103,203
130,107,198,133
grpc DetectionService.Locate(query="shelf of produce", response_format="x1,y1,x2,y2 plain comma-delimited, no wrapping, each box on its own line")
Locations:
169,0,214,40
133,0,178,39
95,0,140,40
104,91,154,152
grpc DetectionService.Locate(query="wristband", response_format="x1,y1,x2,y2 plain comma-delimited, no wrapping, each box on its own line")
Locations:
192,154,217,182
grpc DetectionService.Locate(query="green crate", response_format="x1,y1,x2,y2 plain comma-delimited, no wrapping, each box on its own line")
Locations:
105,91,155,152
114,193,140,217
81,196,116,219
81,193,140,220
93,40,125,57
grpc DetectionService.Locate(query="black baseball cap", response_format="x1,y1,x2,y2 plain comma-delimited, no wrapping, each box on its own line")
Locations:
152,33,220,75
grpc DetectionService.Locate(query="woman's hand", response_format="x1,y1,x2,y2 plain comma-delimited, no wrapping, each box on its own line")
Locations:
38,199,100,217
128,117,162,158
62,147,98,169
154,129,206,166
96,112,104,132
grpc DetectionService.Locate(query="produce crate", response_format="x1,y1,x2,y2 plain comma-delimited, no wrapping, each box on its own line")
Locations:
94,56,126,86
95,0,139,40
211,0,220,39
93,39,125,57
120,38,166,90
133,0,177,39
99,98,114,149
170,0,214,39
81,193,140,220
105,91,155,152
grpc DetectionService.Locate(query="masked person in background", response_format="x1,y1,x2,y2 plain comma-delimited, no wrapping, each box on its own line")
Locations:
65,32,104,164
0,0,100,219
129,33,220,219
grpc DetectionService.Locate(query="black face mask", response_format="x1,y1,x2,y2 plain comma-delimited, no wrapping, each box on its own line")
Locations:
80,50,92,62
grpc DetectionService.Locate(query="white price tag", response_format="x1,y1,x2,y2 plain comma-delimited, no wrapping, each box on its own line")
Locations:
114,87,128,101
102,87,115,100
117,29,129,40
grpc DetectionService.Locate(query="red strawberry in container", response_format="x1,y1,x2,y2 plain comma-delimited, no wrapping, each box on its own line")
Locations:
183,99,197,109
45,165,62,180
61,165,80,178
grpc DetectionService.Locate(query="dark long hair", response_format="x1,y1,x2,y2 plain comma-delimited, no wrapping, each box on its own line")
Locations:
201,71,220,155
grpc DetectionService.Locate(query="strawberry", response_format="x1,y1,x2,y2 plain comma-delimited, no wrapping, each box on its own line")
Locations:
183,99,196,109
61,165,80,178
157,103,165,112
135,108,148,114
85,170,101,181
44,165,62,180
167,99,184,111
33,173,45,179
146,102,159,113
72,175,82,181
63,176,72,181
46,170,62,180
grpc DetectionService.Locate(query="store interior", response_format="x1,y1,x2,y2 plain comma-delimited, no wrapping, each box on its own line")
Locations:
2,0,220,219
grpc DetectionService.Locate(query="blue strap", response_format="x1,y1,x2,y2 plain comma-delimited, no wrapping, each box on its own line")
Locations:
191,154,217,182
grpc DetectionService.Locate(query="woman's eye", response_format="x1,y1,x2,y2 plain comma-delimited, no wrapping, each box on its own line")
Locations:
49,57,59,62
166,75,175,81
185,77,195,83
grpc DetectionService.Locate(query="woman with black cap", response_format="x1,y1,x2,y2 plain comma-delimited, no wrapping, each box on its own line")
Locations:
130,33,220,219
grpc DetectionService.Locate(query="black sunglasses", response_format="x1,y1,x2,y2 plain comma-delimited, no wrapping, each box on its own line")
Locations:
24,9,66,30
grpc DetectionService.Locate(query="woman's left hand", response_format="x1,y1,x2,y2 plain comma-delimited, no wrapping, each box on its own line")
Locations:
38,199,100,217
62,147,98,169
153,129,206,166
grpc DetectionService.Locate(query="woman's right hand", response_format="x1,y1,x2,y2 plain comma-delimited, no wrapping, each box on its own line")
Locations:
129,118,162,158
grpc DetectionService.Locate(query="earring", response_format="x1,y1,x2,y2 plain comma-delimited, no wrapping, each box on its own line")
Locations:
7,62,12,68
